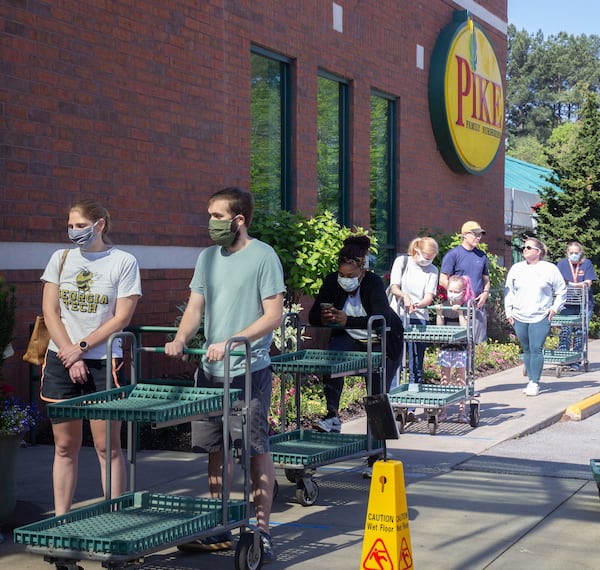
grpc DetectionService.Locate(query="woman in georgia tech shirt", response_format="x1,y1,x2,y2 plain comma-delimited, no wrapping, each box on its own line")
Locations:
40,198,141,515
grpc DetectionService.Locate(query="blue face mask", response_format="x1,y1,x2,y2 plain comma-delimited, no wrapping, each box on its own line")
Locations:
68,221,98,250
568,252,581,263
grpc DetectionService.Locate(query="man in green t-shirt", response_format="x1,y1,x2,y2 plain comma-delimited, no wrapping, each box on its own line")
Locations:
166,187,285,563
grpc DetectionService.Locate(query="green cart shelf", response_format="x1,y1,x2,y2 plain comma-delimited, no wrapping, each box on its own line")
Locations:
271,349,382,377
550,314,583,326
521,350,585,378
388,383,469,406
388,383,478,435
543,349,583,365
48,383,242,427
270,430,371,466
403,324,467,343
14,492,246,559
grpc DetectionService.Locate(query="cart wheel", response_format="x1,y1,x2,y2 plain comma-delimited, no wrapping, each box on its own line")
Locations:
396,413,405,434
295,478,319,506
55,566,83,570
556,366,562,378
428,415,437,436
273,479,279,501
284,468,298,483
584,361,589,372
469,403,480,428
597,484,600,500
235,531,263,570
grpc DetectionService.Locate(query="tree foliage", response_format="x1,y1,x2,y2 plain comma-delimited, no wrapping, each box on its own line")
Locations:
506,25,600,158
534,93,600,332
535,92,600,266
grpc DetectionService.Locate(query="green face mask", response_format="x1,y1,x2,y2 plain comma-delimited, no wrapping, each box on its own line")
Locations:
208,216,239,247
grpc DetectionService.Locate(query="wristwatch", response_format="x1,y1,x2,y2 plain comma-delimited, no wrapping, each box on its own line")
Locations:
78,340,89,352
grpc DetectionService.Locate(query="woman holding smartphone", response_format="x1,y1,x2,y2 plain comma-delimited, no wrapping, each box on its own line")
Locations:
308,235,403,433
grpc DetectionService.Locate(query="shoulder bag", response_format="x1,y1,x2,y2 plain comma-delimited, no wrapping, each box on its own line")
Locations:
22,249,69,366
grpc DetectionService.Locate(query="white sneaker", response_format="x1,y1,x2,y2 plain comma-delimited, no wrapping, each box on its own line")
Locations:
313,416,342,433
523,382,540,396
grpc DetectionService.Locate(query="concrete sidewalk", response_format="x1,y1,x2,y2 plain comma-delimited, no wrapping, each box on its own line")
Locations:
2,341,600,569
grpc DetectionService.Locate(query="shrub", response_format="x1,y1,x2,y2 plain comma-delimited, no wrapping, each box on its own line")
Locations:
252,210,377,305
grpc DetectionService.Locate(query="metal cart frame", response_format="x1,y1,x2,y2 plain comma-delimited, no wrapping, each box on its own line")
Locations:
388,301,480,435
540,284,590,377
268,314,386,506
14,332,266,570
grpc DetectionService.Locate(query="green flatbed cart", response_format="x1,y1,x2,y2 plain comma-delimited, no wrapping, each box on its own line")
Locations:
14,333,265,570
269,315,385,506
390,303,479,435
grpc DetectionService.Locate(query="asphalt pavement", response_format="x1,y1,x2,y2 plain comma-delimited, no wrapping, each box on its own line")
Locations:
2,340,600,569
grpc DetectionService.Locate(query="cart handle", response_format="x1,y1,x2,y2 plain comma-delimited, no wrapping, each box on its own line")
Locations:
126,325,179,333
138,346,247,357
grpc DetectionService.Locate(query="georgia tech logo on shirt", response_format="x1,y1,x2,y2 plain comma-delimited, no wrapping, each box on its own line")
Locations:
76,269,94,292
60,269,109,313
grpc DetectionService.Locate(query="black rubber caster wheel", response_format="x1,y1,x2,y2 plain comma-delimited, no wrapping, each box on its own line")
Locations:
295,478,319,506
235,531,263,570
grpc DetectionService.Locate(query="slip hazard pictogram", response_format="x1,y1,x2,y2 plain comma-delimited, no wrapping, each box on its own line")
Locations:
362,538,394,570
399,537,413,570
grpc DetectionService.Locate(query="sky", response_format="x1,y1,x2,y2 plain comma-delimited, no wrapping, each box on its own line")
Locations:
508,0,600,36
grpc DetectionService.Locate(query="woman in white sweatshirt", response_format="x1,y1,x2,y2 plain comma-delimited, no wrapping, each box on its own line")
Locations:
504,237,567,396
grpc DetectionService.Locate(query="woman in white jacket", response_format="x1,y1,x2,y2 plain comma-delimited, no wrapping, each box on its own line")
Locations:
504,237,567,396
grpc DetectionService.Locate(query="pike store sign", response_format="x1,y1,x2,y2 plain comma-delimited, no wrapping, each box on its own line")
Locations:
429,11,504,175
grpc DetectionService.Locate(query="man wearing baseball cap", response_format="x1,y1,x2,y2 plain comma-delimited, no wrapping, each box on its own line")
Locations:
440,221,491,342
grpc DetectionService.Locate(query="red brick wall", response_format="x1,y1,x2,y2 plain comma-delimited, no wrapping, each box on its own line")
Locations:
1,1,507,396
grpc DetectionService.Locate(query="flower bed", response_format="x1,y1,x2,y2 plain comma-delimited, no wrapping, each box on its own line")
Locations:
0,382,40,436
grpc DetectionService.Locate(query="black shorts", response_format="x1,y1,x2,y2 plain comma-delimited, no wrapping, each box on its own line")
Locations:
190,366,272,457
40,350,125,403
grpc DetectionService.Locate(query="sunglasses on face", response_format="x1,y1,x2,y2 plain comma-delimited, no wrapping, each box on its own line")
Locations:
523,245,540,251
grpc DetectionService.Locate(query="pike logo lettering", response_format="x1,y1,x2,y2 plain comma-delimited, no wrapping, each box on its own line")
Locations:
360,461,414,570
428,10,504,174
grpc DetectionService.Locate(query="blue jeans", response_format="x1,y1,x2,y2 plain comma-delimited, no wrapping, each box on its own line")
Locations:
513,317,551,383
407,316,427,384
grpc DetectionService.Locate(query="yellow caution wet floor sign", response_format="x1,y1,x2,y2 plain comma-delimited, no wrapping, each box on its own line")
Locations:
360,460,413,570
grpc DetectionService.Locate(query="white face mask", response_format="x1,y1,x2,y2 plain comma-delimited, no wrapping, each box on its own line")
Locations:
447,292,464,304
338,276,360,293
568,252,581,263
415,250,433,267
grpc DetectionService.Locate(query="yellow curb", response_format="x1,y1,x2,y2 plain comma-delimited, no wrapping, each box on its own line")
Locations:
564,393,600,421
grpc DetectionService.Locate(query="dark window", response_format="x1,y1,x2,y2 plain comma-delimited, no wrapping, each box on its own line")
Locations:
250,48,292,212
317,73,350,224
370,91,397,274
